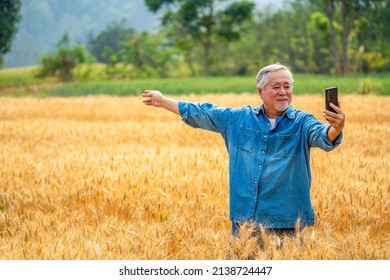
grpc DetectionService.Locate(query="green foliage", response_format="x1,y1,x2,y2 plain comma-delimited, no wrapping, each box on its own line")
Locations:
221,0,390,75
357,78,382,95
306,11,332,73
359,52,389,73
87,16,182,79
145,0,254,75
0,66,54,87
354,0,390,71
144,0,169,12
88,19,136,64
36,32,94,82
3,0,390,77
216,1,255,41
103,31,181,79
0,0,21,66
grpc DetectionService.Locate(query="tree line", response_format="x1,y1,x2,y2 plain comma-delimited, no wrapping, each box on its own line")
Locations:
2,0,389,81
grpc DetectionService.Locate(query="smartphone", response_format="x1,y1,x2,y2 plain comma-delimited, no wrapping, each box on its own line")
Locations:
325,86,338,113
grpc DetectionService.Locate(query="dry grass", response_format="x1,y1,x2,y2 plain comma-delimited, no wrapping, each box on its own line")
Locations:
0,93,389,260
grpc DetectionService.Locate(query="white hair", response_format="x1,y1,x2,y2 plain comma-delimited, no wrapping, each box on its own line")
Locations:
255,63,294,88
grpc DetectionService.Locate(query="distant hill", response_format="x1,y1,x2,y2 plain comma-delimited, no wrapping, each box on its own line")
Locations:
3,0,284,68
3,0,160,68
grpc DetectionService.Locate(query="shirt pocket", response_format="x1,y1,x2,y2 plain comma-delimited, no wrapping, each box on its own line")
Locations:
237,125,258,152
273,133,298,158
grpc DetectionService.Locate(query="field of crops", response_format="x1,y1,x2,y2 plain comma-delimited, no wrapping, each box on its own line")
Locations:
0,93,389,259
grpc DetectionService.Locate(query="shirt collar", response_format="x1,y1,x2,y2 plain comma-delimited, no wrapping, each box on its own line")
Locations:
254,104,296,119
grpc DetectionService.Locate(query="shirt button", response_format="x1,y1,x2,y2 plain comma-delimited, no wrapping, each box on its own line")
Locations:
262,150,265,154
264,135,267,138
258,165,262,168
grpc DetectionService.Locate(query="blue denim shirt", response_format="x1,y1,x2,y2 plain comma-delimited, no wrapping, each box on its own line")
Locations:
178,101,343,228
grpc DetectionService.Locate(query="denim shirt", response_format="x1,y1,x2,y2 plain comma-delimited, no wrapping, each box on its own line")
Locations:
178,101,343,229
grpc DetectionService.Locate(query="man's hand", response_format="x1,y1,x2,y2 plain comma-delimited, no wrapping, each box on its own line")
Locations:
142,89,180,115
142,90,165,107
323,101,345,142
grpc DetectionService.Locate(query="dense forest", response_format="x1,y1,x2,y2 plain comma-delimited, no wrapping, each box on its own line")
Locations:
4,0,390,77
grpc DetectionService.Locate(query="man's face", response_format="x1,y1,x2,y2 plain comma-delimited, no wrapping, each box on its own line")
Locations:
257,70,293,118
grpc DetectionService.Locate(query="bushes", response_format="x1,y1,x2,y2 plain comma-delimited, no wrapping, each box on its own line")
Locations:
358,78,382,95
36,32,94,82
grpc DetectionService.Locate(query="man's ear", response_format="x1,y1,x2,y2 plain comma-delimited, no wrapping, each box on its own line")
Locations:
257,87,263,99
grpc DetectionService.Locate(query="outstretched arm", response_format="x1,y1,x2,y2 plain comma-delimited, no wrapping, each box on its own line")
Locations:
323,101,345,142
142,90,180,115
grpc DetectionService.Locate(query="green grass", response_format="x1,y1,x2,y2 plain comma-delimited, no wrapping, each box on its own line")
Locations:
1,66,389,96
0,66,55,88
45,76,257,97
293,73,388,96
44,73,389,97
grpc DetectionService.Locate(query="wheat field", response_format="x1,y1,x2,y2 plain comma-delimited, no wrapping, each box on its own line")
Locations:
0,93,389,260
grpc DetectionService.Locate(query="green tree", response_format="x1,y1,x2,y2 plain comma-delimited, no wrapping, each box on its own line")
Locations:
320,0,388,74
145,0,254,76
229,2,313,74
0,0,21,66
37,32,92,82
306,11,333,73
87,19,136,64
229,0,390,75
120,31,180,78
354,0,390,72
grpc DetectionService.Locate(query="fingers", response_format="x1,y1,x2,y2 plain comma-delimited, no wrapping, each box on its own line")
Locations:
142,90,153,98
323,103,343,118
142,90,161,98
329,102,342,113
143,89,160,95
142,91,152,106
323,112,334,123
143,99,153,105
142,90,163,107
142,90,154,106
323,102,345,131
323,113,338,124
323,109,342,121
324,103,344,116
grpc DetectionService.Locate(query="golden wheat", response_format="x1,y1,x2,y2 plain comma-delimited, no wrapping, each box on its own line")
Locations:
0,94,389,260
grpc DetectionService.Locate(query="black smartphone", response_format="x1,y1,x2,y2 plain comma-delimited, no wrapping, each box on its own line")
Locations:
325,86,338,113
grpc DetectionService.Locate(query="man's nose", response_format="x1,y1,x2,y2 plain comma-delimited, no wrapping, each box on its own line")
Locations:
278,88,287,95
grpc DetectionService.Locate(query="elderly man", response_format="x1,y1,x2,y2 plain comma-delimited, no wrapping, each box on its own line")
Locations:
142,63,345,243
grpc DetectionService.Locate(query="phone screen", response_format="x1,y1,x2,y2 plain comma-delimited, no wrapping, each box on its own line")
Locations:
325,86,338,113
